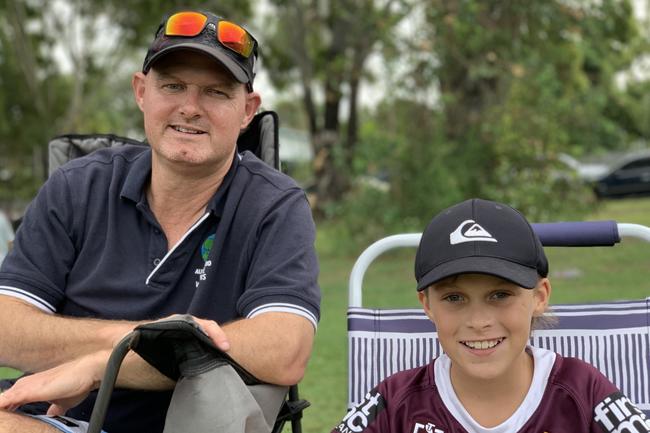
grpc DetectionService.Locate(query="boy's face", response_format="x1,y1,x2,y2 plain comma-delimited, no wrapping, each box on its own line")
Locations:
418,273,550,386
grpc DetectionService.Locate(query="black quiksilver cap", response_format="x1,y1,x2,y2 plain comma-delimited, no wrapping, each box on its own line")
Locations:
415,198,548,291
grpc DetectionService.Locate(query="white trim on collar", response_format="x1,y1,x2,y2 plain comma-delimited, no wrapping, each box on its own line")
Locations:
434,345,556,433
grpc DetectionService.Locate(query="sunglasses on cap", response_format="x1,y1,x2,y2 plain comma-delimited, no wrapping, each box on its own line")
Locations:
164,11,256,59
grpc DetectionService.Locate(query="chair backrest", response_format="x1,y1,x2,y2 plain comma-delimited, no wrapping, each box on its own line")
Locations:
347,222,650,417
48,110,281,174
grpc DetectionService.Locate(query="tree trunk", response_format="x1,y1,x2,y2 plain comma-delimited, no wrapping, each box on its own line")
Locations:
310,74,348,212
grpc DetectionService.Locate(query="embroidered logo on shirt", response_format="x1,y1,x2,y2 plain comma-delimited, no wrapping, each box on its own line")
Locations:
201,233,215,261
413,422,444,433
194,233,215,288
593,392,650,432
449,219,497,245
335,388,386,432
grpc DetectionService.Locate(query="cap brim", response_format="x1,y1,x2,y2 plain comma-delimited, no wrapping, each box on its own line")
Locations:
416,256,539,291
143,43,249,83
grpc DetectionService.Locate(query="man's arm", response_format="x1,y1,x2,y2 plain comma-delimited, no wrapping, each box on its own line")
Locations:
109,311,313,389
0,294,185,395
0,310,311,412
0,296,133,372
218,312,314,385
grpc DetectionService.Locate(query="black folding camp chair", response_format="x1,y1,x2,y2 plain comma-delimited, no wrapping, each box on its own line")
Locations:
47,111,309,433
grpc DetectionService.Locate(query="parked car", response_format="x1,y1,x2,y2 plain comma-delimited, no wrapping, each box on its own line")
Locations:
558,153,609,183
563,149,650,198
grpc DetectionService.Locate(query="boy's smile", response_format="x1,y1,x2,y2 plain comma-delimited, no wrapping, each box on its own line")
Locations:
460,337,505,352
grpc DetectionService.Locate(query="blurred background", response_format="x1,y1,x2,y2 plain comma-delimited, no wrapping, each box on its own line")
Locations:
1,0,650,431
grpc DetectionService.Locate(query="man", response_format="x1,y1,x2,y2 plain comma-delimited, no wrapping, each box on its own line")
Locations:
0,10,320,433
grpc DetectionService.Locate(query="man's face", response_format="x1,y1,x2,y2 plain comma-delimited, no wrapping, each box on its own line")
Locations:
132,50,261,173
418,273,549,386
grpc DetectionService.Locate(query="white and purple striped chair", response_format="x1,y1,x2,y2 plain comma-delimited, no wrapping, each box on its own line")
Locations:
347,221,650,416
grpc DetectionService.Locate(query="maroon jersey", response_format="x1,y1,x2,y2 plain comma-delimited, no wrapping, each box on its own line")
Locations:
333,347,650,433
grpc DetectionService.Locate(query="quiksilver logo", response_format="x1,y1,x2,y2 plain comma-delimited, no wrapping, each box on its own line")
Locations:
449,219,497,245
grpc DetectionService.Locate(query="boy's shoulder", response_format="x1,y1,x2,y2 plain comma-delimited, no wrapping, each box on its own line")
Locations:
333,360,450,433
548,352,617,395
378,358,437,402
542,351,641,429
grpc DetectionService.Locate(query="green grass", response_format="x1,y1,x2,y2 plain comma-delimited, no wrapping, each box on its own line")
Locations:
3,197,650,432
0,367,20,380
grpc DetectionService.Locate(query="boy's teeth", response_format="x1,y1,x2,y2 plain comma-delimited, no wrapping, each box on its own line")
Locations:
463,338,502,349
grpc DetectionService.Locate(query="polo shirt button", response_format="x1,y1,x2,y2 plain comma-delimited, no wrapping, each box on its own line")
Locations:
153,258,161,266
154,228,161,235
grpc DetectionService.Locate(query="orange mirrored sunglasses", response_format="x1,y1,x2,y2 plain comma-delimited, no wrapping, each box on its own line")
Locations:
164,11,256,58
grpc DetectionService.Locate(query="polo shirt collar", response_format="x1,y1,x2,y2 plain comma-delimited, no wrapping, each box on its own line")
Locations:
120,148,152,203
119,148,239,218
207,152,239,217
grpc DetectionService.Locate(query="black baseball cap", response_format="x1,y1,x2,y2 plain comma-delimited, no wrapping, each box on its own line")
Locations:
415,198,548,291
142,11,258,90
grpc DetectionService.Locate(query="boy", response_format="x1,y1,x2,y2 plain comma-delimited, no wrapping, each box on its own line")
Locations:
332,198,650,433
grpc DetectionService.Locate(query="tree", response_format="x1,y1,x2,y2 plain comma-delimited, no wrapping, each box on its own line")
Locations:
262,0,412,212
0,0,79,201
387,0,649,219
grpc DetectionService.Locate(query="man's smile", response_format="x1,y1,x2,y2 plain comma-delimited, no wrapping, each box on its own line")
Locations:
170,124,206,134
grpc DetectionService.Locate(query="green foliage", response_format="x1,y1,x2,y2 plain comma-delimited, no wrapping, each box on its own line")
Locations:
0,367,21,380
318,186,398,255
341,0,648,233
86,0,252,46
618,79,650,137
262,0,414,207
478,64,599,220
318,0,649,248
361,99,465,223
322,98,467,251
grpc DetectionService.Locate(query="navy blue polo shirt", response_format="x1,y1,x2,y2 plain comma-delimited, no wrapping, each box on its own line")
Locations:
0,145,320,433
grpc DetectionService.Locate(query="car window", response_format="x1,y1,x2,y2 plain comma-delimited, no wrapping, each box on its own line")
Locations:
620,157,650,170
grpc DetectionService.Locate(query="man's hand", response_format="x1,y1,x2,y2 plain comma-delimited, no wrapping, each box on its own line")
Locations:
191,317,230,352
0,350,109,415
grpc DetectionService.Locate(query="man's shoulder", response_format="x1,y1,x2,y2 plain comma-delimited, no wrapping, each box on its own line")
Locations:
58,144,149,174
236,151,302,194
